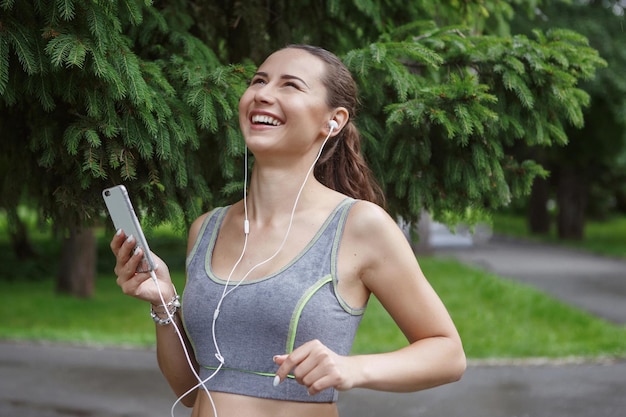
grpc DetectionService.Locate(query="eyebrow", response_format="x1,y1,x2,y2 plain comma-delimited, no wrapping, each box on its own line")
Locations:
253,72,310,88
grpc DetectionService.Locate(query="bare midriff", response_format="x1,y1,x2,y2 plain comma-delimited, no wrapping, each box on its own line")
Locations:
190,391,340,417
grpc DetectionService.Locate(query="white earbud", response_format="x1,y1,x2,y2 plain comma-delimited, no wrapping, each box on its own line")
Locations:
329,120,339,131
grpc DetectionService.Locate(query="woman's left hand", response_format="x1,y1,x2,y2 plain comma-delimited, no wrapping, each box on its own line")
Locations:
273,339,359,395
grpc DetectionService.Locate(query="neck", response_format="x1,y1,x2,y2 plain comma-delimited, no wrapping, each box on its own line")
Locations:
245,163,321,225
242,132,332,226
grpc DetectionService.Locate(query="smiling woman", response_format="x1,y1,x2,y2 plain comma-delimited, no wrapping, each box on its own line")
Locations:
108,44,465,417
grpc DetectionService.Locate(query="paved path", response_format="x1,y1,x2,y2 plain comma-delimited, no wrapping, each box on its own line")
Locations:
434,235,626,324
2,237,625,417
2,341,624,417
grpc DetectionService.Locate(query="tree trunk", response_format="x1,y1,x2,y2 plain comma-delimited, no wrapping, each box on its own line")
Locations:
556,168,587,240
527,177,551,235
56,226,96,298
6,206,37,259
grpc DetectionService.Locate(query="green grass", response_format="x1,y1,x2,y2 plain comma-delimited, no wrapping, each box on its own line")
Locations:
0,272,186,347
1,211,625,360
492,213,626,259
353,257,626,359
1,253,624,360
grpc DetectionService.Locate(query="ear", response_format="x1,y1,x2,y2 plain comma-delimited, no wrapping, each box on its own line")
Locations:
326,107,349,137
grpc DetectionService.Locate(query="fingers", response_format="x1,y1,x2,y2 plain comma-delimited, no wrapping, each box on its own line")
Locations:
273,340,350,396
113,233,143,279
109,230,172,304
109,228,125,253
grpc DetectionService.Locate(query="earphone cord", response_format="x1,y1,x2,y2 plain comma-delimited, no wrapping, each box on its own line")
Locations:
218,124,336,302
148,270,219,417
160,126,336,417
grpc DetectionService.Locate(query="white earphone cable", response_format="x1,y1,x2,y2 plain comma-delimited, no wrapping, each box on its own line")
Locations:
148,270,218,417
164,124,336,417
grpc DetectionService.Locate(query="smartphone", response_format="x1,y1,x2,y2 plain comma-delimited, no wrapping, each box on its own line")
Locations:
102,185,156,272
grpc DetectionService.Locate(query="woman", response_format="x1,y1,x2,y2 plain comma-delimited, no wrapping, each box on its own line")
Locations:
111,44,465,417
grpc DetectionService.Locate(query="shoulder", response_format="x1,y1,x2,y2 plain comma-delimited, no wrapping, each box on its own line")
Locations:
342,201,410,266
345,200,399,238
186,207,222,255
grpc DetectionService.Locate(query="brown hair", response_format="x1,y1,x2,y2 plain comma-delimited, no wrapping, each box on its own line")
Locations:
283,44,386,207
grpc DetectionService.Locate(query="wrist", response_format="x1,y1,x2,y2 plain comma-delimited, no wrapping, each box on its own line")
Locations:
349,354,375,390
150,292,181,326
150,283,177,308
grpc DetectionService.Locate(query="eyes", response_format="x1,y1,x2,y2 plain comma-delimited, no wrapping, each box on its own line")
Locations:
249,77,266,86
248,76,303,90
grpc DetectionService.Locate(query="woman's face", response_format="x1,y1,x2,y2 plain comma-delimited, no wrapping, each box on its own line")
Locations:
238,48,333,159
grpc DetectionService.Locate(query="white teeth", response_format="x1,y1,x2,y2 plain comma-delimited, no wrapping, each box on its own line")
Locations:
251,115,281,126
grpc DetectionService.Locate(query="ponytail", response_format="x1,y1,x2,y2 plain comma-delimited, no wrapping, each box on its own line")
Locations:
284,44,385,207
315,122,385,207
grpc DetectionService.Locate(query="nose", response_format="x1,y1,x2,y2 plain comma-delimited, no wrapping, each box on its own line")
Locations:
253,84,275,104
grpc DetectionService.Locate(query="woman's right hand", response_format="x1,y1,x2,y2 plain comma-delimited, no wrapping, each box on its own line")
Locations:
110,229,175,305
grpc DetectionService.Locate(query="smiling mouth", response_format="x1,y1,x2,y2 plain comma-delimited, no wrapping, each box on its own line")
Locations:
251,114,282,126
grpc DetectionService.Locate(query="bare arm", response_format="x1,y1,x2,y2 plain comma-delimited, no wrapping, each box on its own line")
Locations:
274,201,465,394
110,214,209,406
346,201,465,391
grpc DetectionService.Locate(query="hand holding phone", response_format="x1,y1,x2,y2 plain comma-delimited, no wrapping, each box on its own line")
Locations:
102,185,156,272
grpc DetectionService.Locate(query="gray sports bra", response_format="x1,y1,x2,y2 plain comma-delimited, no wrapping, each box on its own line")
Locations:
182,198,366,402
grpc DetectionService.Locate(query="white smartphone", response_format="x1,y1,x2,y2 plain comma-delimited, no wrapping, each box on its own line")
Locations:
102,185,156,272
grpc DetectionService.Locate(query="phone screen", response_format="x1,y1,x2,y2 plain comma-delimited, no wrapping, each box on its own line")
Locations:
102,185,156,272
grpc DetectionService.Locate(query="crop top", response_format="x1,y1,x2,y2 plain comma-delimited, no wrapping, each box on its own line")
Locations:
182,198,367,403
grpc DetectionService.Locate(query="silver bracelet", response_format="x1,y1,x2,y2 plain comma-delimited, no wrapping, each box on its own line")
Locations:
150,294,181,326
